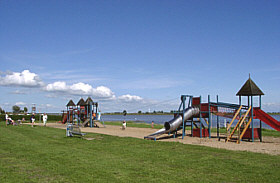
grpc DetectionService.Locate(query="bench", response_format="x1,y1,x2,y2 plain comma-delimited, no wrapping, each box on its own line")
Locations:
66,124,86,137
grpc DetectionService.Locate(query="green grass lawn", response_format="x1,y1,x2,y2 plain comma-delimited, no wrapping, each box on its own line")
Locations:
0,122,280,182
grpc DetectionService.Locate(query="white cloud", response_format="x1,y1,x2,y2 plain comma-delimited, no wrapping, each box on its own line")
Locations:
39,103,56,108
45,81,68,92
46,104,53,108
10,90,27,95
15,102,26,106
93,86,116,99
0,70,147,112
0,70,43,87
118,94,143,102
44,81,116,99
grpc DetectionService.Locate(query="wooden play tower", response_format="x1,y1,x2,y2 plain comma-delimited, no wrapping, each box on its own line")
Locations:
234,75,264,142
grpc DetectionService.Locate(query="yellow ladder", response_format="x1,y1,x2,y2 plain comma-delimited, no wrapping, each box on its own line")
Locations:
226,106,251,142
237,117,252,144
226,105,243,131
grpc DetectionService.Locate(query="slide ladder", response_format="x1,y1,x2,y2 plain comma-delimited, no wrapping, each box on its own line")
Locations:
226,106,252,143
226,105,243,132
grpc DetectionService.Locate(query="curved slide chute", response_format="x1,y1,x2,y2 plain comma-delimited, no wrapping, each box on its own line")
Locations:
145,107,200,138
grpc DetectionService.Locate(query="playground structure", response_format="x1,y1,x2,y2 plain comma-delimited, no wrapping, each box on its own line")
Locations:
145,76,280,143
61,97,105,128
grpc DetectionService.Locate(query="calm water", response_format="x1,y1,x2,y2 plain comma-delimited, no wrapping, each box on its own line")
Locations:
102,114,280,130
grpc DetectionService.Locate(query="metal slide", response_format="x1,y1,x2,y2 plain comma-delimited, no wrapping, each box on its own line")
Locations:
145,107,200,138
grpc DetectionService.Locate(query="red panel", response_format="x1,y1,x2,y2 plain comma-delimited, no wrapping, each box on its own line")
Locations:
201,103,210,118
242,128,261,139
193,128,209,137
192,97,200,106
201,103,209,112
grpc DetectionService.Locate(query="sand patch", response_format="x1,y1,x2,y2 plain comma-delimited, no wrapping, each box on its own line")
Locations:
26,122,280,155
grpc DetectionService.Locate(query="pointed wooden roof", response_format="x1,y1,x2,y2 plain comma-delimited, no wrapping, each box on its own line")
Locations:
77,98,86,106
85,97,93,105
66,99,76,106
236,77,264,96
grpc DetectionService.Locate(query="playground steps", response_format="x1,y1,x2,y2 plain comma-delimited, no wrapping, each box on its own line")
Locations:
81,119,105,128
226,106,252,143
94,120,106,128
82,119,90,127
226,137,238,143
237,117,252,143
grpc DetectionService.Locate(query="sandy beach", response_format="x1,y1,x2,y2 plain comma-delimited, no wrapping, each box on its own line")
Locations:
28,122,280,156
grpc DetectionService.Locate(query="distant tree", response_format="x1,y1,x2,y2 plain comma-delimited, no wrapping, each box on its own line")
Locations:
0,107,5,114
123,110,127,116
12,105,20,113
138,111,142,114
24,107,28,113
153,110,156,113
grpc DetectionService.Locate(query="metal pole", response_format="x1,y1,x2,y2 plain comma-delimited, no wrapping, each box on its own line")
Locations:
216,95,218,139
200,96,202,138
259,95,262,142
182,96,186,139
71,107,73,124
78,105,80,125
239,96,242,142
87,105,89,118
208,95,211,139
90,102,93,127
251,96,254,142
67,106,69,124
190,97,193,137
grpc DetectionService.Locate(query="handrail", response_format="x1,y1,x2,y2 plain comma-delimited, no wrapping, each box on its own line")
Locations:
238,117,252,144
227,105,243,131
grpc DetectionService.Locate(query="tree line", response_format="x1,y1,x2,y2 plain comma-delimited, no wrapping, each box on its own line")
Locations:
0,105,28,114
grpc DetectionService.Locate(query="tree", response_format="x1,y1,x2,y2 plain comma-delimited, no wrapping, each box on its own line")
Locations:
138,111,142,114
0,107,5,114
24,107,28,113
12,105,20,113
123,110,127,116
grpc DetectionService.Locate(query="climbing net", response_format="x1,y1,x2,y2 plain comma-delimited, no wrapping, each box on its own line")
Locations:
213,106,240,119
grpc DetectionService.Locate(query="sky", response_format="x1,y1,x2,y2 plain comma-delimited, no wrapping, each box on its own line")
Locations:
0,0,280,113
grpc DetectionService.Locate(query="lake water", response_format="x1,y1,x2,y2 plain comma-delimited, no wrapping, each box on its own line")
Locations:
102,114,280,130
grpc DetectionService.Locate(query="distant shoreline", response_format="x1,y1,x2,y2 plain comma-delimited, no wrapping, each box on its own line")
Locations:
103,113,173,116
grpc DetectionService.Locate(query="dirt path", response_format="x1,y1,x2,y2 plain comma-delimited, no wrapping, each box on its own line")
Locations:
29,122,280,156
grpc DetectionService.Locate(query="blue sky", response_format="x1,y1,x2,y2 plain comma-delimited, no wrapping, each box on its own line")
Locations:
0,0,279,113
